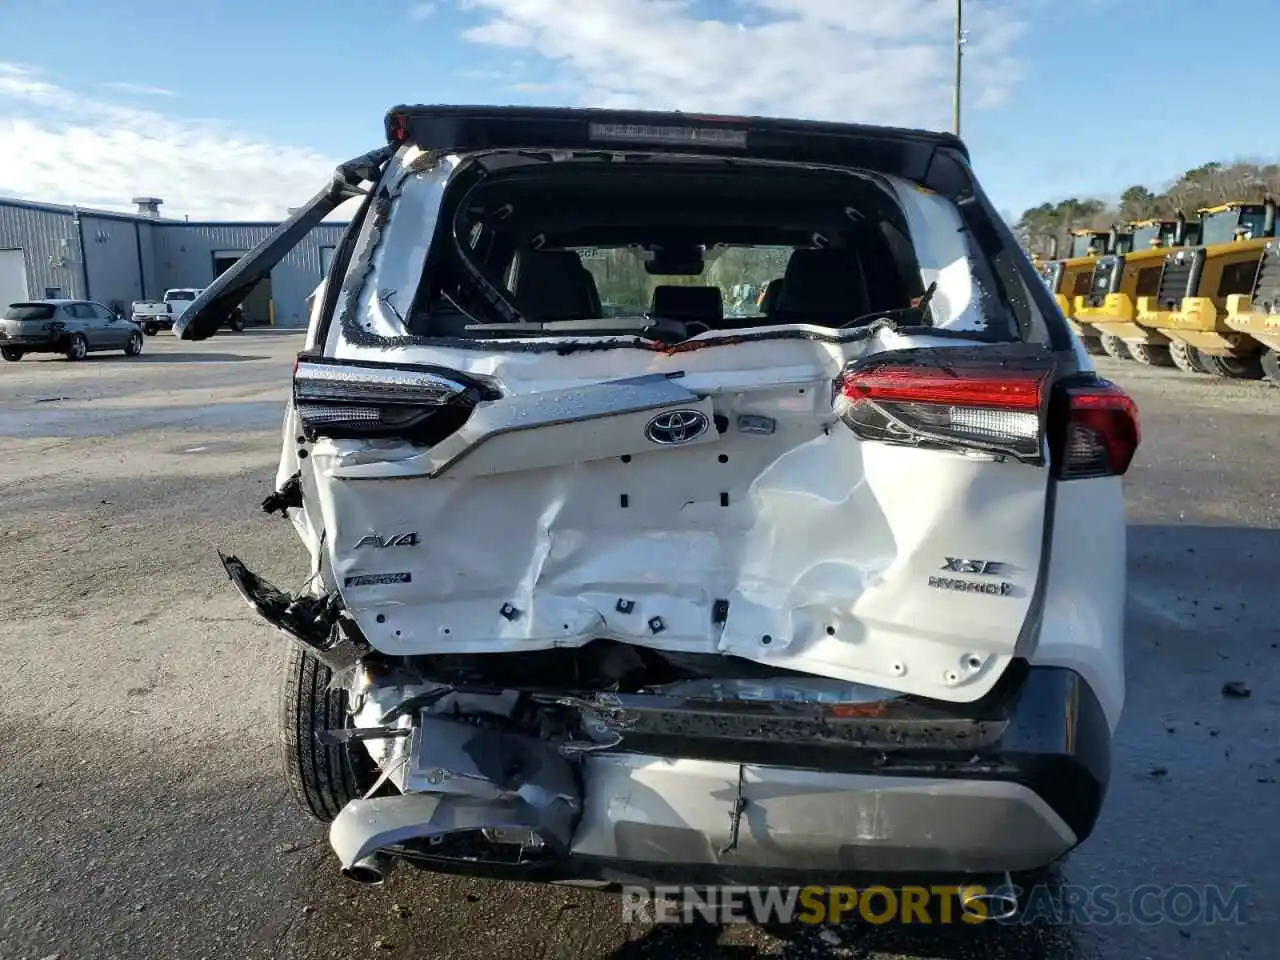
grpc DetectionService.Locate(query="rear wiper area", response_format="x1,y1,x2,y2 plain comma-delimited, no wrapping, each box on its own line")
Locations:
459,319,693,343
174,145,393,341
838,281,939,330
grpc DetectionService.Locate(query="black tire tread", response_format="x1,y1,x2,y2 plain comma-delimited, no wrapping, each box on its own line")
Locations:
1099,334,1129,360
1168,341,1203,374
1260,348,1280,385
1198,351,1264,380
278,644,376,822
1081,337,1107,356
1127,343,1175,367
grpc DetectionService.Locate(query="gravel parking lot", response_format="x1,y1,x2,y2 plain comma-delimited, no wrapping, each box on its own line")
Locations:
1,331,1277,960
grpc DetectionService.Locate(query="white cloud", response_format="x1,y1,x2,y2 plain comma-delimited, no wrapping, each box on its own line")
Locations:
0,62,345,221
408,2,438,21
461,0,1031,129
103,81,177,97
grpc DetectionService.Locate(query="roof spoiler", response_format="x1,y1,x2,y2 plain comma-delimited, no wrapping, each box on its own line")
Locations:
173,146,392,341
383,104,970,183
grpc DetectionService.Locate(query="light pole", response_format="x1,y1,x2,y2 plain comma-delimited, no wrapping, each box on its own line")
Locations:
953,0,964,137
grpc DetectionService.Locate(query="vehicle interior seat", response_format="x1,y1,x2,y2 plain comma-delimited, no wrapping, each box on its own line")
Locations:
512,250,602,322
768,248,872,326
757,277,784,316
649,285,724,328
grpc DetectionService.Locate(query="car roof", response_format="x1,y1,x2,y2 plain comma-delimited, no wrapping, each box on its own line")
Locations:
7,299,79,307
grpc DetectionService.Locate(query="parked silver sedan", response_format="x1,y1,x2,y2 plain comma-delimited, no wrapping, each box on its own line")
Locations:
0,299,145,362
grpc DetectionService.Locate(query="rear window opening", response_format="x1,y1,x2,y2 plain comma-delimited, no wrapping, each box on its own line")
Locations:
399,156,1019,343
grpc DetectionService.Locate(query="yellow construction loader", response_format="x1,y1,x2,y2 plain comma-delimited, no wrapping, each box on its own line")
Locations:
1136,199,1277,378
1221,236,1280,383
1071,215,1202,370
1040,229,1121,356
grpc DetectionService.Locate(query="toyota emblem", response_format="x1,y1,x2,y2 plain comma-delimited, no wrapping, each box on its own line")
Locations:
644,409,711,445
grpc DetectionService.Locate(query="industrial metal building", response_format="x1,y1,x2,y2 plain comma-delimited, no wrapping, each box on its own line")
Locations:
0,196,347,329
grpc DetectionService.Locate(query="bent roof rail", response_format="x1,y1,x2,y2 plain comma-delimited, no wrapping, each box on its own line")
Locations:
384,104,971,188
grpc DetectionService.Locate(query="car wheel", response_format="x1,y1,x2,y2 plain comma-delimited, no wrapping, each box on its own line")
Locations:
1198,351,1264,380
124,331,144,356
65,333,88,361
1,346,23,362
1167,341,1204,374
279,644,379,822
1080,336,1106,356
1127,343,1176,367
143,323,158,336
229,313,245,333
1099,334,1130,360
1259,348,1280,385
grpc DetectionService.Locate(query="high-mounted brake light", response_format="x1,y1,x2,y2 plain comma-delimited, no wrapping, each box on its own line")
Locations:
1052,381,1140,479
292,358,479,440
587,122,747,148
835,361,1050,464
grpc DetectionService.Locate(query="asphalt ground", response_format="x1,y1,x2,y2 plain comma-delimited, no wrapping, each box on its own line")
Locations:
1,331,1277,959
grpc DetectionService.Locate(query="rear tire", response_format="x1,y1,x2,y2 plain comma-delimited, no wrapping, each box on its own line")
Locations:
143,323,158,336
1168,341,1204,374
1260,348,1280,385
1081,336,1107,356
1127,343,1176,367
279,644,379,822
1099,334,1130,360
65,333,87,361
124,331,143,356
228,312,245,333
0,346,22,362
1198,351,1264,380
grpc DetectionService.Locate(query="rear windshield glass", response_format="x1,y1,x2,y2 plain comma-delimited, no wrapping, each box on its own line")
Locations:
4,304,55,321
406,161,934,338
165,291,196,301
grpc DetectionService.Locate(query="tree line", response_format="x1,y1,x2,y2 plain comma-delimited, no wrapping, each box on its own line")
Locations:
1015,161,1280,255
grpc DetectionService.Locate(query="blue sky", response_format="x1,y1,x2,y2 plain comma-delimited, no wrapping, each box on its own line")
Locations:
2,0,1278,220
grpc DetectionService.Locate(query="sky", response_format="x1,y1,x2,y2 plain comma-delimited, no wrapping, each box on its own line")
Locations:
2,0,1279,222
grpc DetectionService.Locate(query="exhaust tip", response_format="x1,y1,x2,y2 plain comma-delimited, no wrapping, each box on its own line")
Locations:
342,852,392,886
958,875,1020,922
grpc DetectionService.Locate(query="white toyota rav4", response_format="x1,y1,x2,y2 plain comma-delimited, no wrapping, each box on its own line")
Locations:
177,106,1137,905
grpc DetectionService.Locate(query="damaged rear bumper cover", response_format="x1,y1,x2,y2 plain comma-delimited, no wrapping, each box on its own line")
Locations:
223,553,1107,882
330,667,1106,884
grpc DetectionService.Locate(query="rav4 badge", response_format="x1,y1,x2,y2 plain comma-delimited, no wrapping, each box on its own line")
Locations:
353,533,420,549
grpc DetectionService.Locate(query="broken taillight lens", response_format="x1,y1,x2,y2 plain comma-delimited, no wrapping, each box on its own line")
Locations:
834,360,1050,464
1051,380,1140,479
293,357,479,440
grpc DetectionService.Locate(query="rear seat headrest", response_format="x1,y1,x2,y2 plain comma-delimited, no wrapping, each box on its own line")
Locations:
649,285,724,325
772,248,869,323
513,250,601,322
758,277,784,314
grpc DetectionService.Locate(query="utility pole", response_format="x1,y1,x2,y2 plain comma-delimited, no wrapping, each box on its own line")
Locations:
953,0,964,137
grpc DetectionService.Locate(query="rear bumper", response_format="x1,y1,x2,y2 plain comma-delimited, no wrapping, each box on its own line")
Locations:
0,335,64,352
134,317,173,326
330,666,1108,883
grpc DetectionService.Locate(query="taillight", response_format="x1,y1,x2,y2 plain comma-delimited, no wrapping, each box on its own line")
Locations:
292,357,484,440
834,360,1051,464
1051,380,1140,479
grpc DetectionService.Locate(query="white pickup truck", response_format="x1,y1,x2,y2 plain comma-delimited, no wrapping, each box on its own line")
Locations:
132,288,246,335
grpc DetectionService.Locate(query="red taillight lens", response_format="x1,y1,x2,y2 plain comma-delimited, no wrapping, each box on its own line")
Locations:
835,361,1050,464
1054,381,1140,479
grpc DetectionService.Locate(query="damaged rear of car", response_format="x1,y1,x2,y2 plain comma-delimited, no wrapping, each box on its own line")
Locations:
181,106,1135,890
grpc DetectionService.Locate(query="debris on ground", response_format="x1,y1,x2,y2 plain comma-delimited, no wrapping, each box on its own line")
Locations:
1222,681,1252,699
